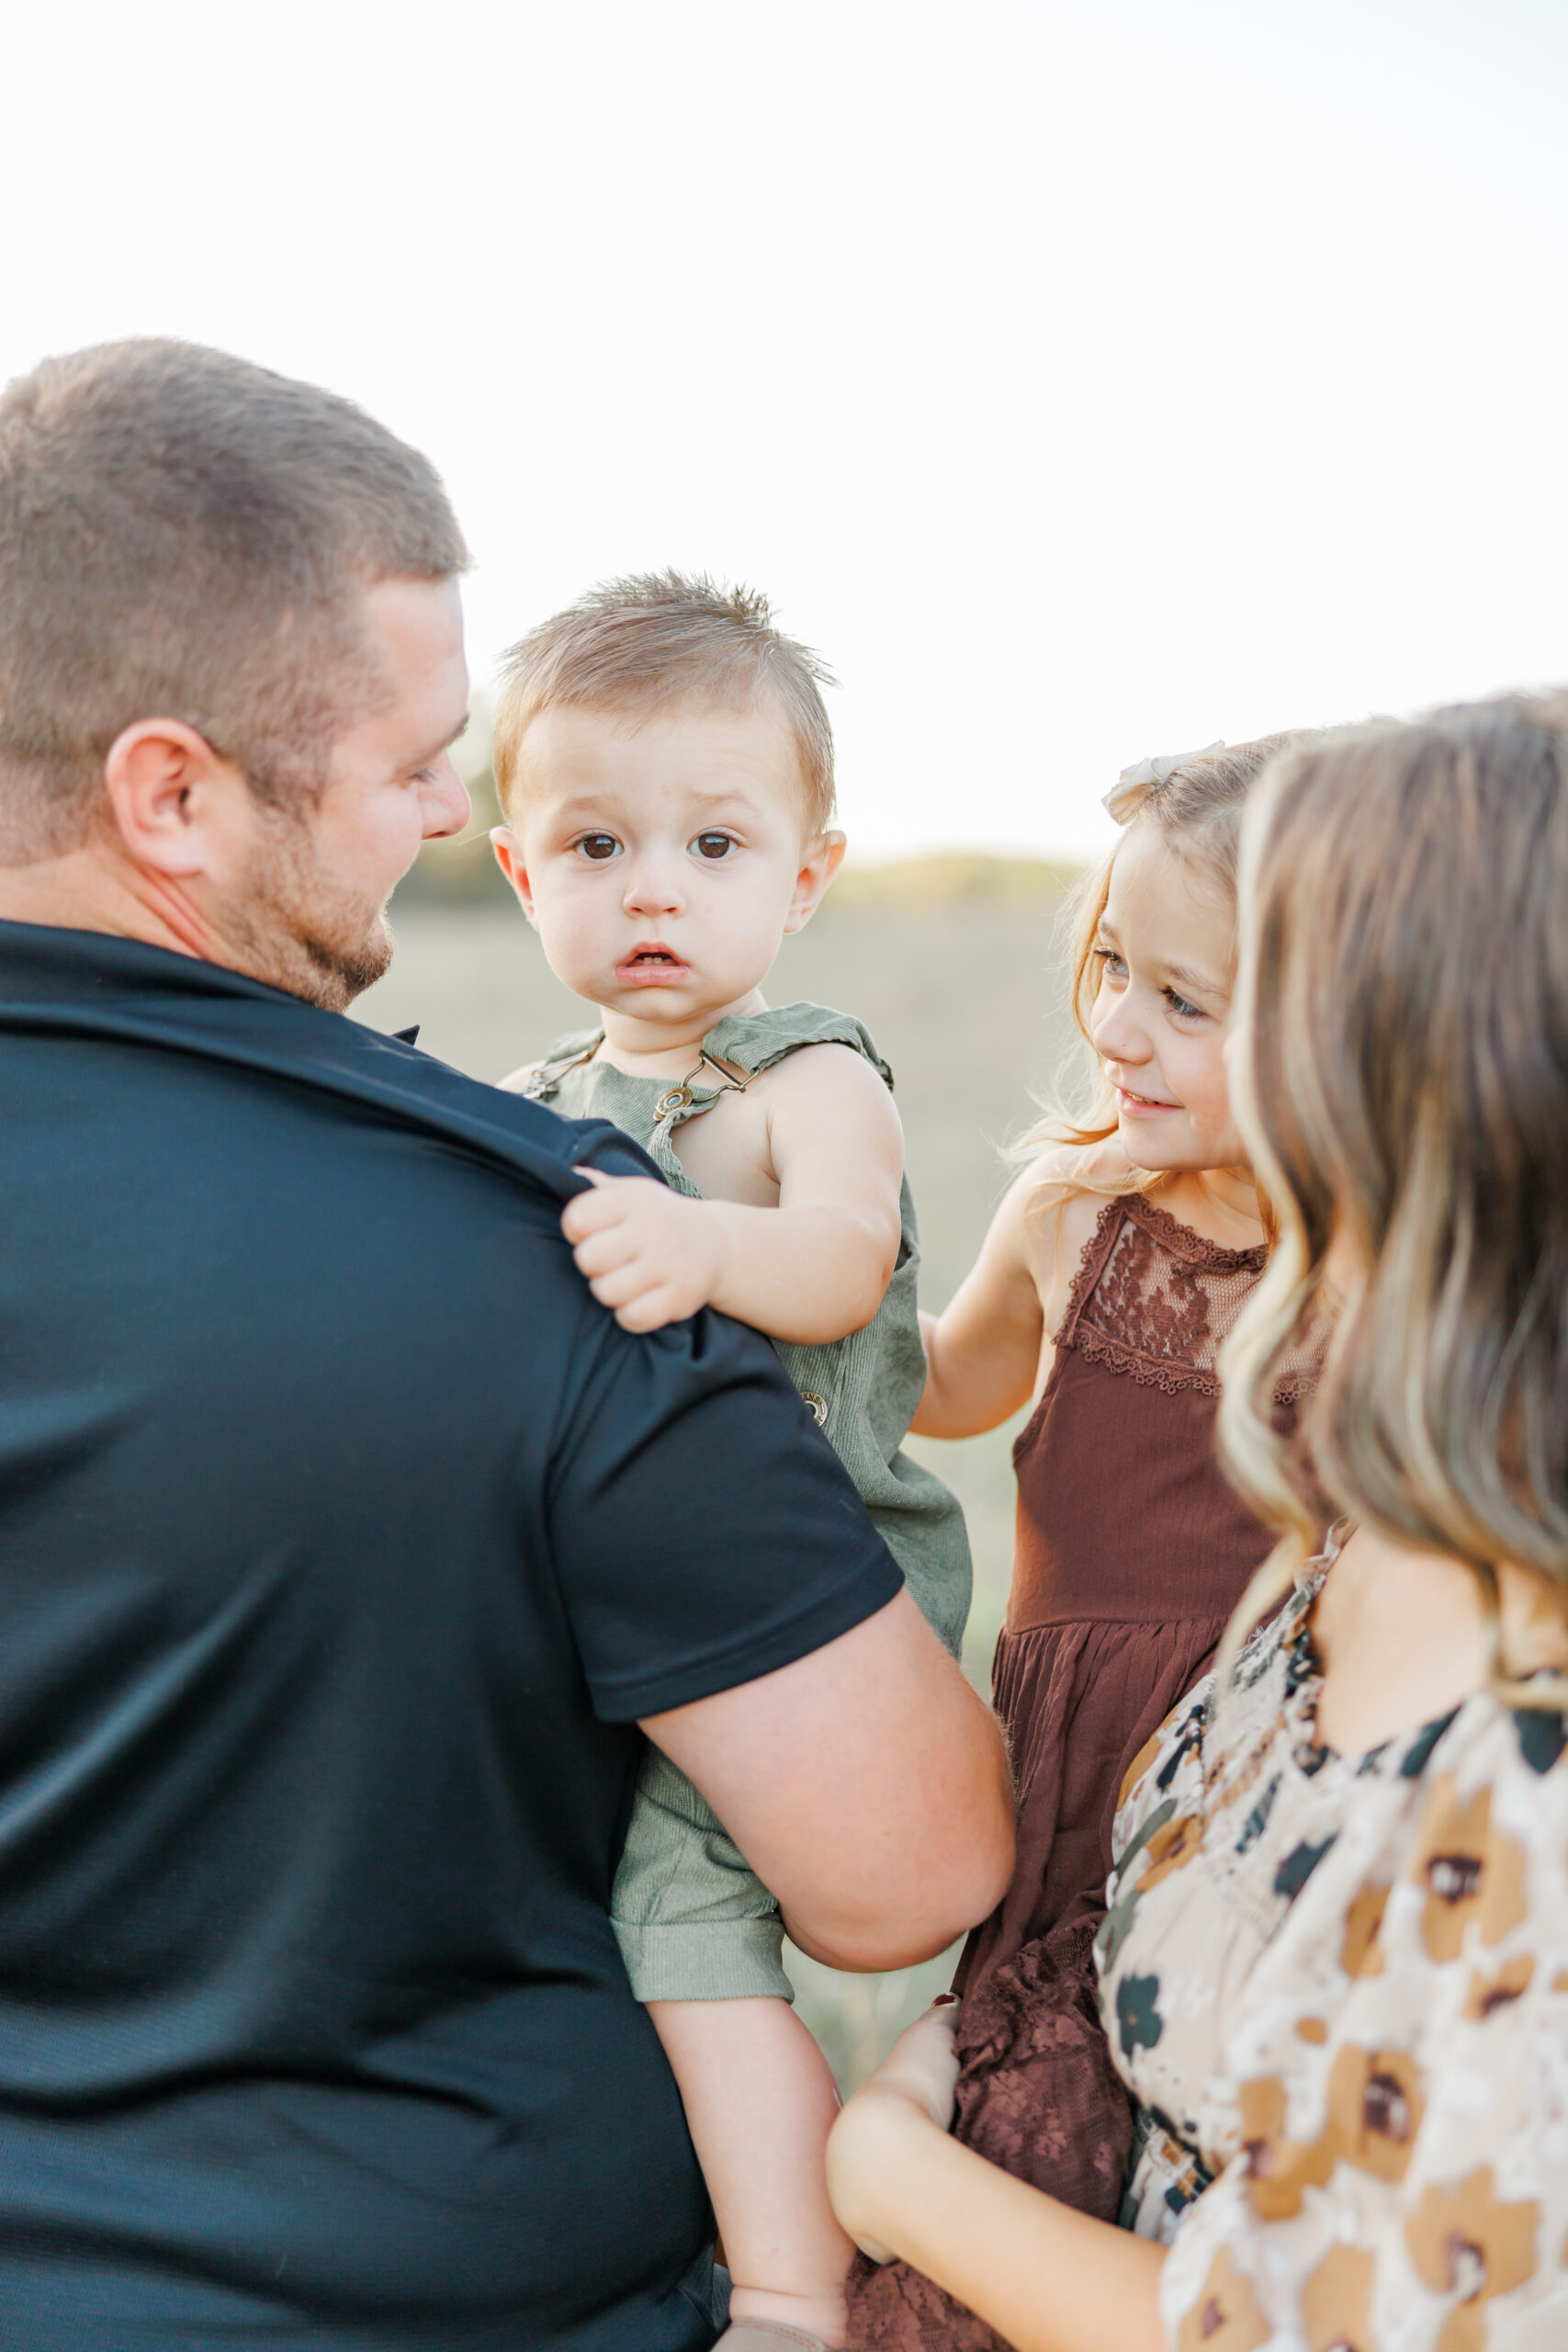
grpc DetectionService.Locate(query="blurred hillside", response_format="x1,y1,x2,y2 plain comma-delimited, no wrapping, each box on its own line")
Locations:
354,837,1083,2085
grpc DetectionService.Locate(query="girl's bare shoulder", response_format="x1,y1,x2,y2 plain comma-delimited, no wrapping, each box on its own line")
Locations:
1010,1136,1131,1225
1009,1139,1132,1306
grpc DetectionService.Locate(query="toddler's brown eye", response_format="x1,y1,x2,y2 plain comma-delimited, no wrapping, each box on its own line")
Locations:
694,832,733,860
579,834,618,861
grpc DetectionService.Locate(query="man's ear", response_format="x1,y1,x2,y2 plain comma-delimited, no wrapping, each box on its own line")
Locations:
102,719,250,877
491,827,538,926
784,829,847,935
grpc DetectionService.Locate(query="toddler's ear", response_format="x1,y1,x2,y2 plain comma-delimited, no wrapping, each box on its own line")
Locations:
491,827,536,925
785,828,848,933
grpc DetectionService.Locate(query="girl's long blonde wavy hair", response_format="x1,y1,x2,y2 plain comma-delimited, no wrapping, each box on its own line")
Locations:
1014,735,1310,1193
1216,697,1568,1706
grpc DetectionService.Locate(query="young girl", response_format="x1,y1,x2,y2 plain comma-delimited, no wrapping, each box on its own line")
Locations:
827,695,1568,2352
850,736,1320,2349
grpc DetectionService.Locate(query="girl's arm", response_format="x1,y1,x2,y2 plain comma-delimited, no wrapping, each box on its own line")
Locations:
560,1046,905,1343
827,2008,1166,2352
913,1166,1055,1437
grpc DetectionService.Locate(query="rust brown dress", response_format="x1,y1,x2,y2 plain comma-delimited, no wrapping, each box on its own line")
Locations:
849,1194,1315,2352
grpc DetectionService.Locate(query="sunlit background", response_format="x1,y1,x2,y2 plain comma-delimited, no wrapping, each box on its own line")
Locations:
6,0,1566,860
9,0,1563,2076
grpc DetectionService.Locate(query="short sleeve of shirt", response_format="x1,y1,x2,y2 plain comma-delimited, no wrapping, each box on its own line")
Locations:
545,1300,906,1721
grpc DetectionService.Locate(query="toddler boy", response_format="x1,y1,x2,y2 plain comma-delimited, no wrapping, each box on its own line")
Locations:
491,573,970,2352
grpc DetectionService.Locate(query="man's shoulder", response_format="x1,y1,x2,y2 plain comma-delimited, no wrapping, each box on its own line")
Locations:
1,926,649,1218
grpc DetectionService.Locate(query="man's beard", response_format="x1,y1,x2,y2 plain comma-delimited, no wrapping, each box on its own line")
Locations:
226,808,395,1012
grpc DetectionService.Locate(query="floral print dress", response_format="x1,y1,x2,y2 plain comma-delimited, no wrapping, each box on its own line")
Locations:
1098,1555,1568,2351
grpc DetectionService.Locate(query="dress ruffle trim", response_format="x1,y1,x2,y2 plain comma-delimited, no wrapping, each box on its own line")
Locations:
1074,1321,1222,1396
1068,1322,1306,1407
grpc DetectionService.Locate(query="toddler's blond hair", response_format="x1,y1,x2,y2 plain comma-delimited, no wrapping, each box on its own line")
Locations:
492,571,836,833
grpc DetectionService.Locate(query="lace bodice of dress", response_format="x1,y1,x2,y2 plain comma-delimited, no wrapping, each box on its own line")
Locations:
1059,1194,1314,1402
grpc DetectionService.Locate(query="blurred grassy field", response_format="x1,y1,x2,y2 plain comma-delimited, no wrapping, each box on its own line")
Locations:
353,847,1080,2086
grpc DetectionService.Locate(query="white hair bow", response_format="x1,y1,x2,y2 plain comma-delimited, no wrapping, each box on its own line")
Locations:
1102,741,1225,824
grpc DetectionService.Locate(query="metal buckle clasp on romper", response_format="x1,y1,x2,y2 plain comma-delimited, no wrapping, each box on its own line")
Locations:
653,1052,752,1124
517,1040,600,1102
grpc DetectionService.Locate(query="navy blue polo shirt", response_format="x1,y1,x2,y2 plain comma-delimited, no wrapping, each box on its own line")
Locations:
0,923,902,2350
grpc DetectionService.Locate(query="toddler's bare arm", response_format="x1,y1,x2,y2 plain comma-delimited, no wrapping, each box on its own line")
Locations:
560,1046,904,1343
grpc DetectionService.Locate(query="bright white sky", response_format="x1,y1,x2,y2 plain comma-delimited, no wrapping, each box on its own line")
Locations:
4,0,1565,858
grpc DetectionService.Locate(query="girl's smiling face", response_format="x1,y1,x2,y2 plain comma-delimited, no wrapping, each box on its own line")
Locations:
1088,823,1247,1175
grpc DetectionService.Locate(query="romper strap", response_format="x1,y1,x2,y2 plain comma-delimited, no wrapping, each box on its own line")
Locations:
650,1050,753,1129
697,1003,895,1094
515,1032,603,1104
641,1003,897,1189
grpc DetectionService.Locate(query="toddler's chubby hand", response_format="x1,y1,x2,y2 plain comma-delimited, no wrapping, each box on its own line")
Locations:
560,1170,728,1333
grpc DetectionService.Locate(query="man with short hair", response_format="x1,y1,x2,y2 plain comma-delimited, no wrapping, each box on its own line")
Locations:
0,341,1011,2351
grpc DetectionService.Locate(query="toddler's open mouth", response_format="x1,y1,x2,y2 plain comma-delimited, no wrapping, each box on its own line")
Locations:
615,944,691,987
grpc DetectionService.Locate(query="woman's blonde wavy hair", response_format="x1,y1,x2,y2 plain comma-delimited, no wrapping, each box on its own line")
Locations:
1216,697,1568,1707
1013,734,1310,1193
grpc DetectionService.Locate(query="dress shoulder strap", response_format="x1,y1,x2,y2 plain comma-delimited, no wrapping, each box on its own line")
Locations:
1052,1198,1129,1351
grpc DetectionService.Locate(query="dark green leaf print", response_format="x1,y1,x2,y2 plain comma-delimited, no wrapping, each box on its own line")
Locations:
1156,1708,1207,1792
1117,1972,1164,2058
1400,1709,1459,1778
1273,1835,1337,1898
1099,1798,1176,1975
1097,1886,1140,1975
1235,1772,1281,1854
1513,1708,1568,1776
1112,1797,1176,1882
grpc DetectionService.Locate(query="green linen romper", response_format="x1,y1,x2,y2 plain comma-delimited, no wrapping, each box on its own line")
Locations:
525,1001,972,2002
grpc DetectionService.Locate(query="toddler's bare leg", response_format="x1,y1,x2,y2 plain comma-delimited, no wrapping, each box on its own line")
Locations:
649,1995,853,2348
